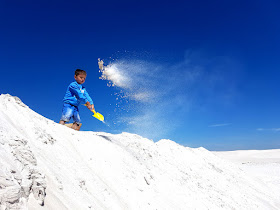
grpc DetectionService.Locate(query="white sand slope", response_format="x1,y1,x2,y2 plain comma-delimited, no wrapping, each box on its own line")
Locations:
214,149,280,206
0,94,279,209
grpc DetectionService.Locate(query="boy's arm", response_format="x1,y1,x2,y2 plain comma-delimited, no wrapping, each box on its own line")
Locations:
84,89,94,111
69,83,94,110
83,89,93,104
69,83,89,104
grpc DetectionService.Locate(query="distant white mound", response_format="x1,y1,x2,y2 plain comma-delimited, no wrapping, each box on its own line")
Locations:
0,94,279,209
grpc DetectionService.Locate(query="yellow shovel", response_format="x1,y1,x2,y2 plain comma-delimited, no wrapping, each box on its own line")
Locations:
91,109,104,122
83,104,104,122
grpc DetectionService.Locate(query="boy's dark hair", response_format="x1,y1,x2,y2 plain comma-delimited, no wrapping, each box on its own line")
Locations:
75,69,87,76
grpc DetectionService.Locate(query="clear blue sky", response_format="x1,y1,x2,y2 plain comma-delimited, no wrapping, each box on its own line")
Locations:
1,0,280,150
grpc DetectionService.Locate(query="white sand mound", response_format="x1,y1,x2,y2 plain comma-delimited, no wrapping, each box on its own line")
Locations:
0,94,279,209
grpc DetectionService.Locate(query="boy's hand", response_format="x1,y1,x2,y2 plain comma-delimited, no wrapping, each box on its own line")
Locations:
87,103,94,111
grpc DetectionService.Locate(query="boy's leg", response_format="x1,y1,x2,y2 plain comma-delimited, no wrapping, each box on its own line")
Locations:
72,106,81,131
60,104,74,125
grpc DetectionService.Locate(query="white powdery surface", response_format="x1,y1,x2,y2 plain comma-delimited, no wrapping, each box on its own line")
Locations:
0,94,279,209
214,149,280,205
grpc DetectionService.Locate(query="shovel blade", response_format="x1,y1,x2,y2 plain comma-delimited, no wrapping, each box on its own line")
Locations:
93,112,104,121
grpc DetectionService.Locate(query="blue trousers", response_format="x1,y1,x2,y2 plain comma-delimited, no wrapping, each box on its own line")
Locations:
60,103,81,124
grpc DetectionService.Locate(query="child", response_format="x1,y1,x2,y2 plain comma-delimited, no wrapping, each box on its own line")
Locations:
59,69,94,130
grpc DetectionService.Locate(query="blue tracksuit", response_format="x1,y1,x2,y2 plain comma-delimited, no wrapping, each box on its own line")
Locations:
60,81,93,123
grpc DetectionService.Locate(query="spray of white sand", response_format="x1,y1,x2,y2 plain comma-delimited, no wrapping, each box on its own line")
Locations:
97,53,240,140
98,58,160,103
98,58,176,139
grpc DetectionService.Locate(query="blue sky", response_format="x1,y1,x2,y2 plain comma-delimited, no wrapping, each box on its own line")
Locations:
1,0,280,150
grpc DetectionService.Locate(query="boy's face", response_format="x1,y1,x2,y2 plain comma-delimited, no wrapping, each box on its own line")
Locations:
74,73,87,84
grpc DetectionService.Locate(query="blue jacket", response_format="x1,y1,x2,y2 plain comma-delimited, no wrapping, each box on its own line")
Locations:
63,81,93,107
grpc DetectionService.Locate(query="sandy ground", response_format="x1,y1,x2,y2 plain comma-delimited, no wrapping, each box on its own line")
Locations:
1,94,280,209
214,149,280,198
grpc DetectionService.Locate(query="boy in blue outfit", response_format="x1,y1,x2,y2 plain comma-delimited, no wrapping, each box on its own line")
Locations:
59,69,94,130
